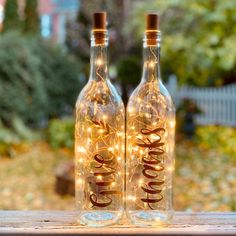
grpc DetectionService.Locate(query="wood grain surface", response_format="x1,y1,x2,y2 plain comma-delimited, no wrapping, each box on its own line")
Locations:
0,211,236,235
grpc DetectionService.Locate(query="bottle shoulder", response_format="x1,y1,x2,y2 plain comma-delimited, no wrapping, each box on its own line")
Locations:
127,80,175,112
75,79,125,121
76,79,124,107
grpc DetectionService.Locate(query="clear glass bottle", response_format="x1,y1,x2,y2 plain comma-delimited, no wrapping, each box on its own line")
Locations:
75,12,125,226
126,14,175,226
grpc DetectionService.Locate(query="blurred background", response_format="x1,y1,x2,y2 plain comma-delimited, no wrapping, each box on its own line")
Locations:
0,0,236,211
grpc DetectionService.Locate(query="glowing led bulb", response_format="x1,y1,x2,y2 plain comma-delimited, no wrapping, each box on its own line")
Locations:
128,107,134,113
170,120,175,128
96,58,103,66
97,175,102,180
128,195,132,200
136,134,143,139
102,115,108,120
98,129,104,134
121,145,125,151
167,166,174,172
77,146,86,154
149,60,155,68
77,178,83,184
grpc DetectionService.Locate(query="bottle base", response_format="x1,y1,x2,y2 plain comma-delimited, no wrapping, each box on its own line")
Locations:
128,210,173,227
78,210,123,227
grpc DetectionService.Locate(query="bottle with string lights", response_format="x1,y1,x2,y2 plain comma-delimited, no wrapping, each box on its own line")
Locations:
74,12,125,226
126,14,175,226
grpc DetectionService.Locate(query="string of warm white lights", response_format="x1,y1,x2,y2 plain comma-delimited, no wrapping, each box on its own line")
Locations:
75,41,125,212
75,12,175,226
126,42,175,213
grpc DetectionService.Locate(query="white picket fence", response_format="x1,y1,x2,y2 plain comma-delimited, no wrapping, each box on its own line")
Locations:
165,75,236,126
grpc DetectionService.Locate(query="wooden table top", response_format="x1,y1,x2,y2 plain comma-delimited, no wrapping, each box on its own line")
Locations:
0,211,236,235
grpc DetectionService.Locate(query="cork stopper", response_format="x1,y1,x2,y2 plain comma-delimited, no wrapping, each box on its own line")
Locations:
93,12,107,30
146,13,159,31
146,13,159,46
92,12,107,45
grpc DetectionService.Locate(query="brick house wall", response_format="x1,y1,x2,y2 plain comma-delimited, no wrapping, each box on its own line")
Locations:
0,0,79,43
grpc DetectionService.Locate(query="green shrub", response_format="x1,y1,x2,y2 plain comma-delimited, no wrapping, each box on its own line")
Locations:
0,117,42,157
117,55,141,105
196,125,236,157
11,116,41,141
47,118,74,148
0,120,18,156
0,120,19,144
129,1,236,86
0,30,82,127
2,0,21,32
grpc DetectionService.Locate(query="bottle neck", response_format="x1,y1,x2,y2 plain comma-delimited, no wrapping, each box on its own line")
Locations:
89,32,109,81
141,32,161,83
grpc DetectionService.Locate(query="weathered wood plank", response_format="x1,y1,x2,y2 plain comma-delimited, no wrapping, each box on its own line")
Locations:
0,211,236,235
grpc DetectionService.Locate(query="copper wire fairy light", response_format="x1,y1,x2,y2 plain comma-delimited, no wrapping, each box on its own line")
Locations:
75,12,125,226
126,13,175,225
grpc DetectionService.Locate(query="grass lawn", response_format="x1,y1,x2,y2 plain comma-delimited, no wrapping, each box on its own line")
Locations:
0,138,235,211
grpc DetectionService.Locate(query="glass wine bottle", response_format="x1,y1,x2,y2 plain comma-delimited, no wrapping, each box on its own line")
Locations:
126,14,175,226
75,12,125,227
